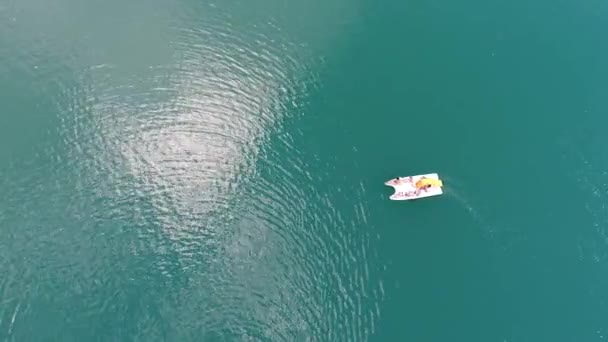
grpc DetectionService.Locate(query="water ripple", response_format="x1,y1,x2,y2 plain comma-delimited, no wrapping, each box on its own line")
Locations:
0,0,382,340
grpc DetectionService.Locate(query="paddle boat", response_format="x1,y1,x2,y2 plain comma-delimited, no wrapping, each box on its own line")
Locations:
384,173,443,201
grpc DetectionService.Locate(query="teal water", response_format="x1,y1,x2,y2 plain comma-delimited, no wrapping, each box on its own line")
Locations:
2,0,608,340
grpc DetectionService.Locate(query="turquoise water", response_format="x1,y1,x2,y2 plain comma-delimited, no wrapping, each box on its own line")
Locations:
2,0,608,340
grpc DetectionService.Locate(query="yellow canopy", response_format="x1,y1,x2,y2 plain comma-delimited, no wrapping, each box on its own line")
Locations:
415,178,443,188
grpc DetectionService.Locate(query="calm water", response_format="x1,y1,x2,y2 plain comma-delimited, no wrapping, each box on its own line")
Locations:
2,0,608,340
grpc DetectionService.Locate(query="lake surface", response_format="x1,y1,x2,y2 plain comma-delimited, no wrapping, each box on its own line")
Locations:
2,0,608,340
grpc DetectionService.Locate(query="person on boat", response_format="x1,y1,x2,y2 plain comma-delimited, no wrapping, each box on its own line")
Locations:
414,177,442,194
415,177,432,189
391,176,413,185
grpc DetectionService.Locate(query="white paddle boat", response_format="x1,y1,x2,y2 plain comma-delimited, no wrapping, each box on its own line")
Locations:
385,173,443,201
